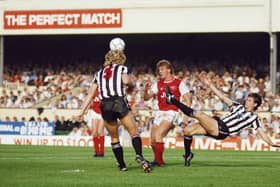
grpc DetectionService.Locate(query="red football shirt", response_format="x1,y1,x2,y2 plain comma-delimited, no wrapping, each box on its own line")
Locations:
152,78,188,111
92,91,101,114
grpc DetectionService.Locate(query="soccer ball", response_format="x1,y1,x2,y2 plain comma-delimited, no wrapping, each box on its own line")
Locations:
109,37,125,51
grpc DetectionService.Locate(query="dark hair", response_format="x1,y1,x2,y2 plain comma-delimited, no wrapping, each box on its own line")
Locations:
248,93,262,111
156,59,174,75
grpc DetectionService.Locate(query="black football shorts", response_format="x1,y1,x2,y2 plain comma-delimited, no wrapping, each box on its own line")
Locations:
100,96,130,123
206,116,230,140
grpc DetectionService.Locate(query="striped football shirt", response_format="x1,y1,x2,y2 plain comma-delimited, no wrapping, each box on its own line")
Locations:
221,101,261,135
94,64,128,100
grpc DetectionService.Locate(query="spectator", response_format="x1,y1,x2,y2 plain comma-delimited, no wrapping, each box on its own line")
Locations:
54,115,62,131
237,71,250,86
234,85,244,102
271,115,280,139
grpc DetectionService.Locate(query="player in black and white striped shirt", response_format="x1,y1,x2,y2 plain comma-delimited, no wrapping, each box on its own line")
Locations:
78,50,150,173
94,62,128,99
165,72,280,167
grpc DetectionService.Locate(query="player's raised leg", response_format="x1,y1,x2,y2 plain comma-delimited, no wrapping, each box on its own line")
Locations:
166,86,220,136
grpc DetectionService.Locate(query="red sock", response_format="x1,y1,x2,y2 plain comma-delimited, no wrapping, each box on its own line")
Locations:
93,137,99,154
99,136,105,155
155,142,165,165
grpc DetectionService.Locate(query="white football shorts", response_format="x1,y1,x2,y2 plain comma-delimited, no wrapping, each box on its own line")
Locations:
153,110,182,126
86,109,103,128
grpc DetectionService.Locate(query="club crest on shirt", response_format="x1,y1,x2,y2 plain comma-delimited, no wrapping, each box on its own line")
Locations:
160,92,166,98
93,97,100,102
237,111,245,120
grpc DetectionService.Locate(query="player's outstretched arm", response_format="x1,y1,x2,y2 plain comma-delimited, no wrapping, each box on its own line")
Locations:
257,128,280,148
78,83,98,118
200,72,232,107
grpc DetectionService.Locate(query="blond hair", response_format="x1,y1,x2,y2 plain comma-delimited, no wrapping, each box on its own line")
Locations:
103,50,126,67
156,59,174,74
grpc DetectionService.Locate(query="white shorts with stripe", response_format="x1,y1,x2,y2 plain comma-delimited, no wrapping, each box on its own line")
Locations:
153,110,182,126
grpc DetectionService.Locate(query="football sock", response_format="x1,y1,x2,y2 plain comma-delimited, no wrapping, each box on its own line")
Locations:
184,136,193,157
111,142,126,168
155,142,165,165
171,99,195,117
132,135,142,157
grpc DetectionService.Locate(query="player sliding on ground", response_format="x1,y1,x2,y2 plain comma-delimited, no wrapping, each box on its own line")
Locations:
165,72,280,167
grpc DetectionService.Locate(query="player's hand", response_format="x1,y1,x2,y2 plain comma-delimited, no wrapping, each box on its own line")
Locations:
76,113,84,122
145,81,151,90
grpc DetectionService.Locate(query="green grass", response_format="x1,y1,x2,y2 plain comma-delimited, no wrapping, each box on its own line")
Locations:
0,145,279,187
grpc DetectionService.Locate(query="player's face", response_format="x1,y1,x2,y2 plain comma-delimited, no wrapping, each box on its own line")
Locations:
158,65,171,79
244,97,256,111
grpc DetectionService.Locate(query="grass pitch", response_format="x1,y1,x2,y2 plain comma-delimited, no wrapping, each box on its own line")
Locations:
0,145,279,187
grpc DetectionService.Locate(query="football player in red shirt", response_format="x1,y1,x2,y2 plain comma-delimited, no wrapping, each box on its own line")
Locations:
88,90,105,157
144,59,190,166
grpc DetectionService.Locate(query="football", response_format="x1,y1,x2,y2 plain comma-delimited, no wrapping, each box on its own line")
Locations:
109,37,125,51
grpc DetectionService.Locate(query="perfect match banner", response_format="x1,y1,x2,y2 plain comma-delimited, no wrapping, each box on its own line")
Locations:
4,9,122,29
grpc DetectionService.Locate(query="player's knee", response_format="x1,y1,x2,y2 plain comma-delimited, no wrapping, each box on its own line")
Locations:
156,130,163,138
155,132,165,142
109,130,119,139
98,132,104,136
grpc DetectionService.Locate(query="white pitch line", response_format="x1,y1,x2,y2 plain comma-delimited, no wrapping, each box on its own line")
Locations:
61,169,85,173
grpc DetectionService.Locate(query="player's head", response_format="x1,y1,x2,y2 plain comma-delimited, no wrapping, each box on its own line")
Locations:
103,50,126,67
156,59,174,79
245,93,262,111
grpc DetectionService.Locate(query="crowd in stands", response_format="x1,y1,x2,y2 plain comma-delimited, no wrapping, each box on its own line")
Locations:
1,60,94,108
1,56,280,138
2,57,280,112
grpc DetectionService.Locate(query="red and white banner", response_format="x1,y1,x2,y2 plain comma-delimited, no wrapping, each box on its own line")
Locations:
0,135,279,151
0,135,111,147
4,9,122,29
